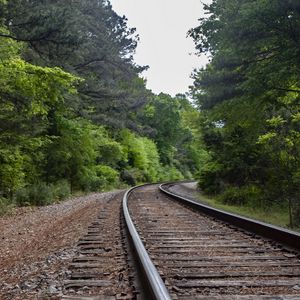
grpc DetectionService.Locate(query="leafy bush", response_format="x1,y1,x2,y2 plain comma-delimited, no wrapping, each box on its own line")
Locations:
120,169,137,186
52,180,71,200
45,117,103,191
120,130,148,170
141,138,161,182
197,161,224,194
159,165,184,181
218,185,263,206
120,168,147,186
77,167,99,192
94,165,119,190
120,130,163,183
14,188,30,206
0,147,25,198
0,197,14,216
98,139,125,167
15,182,54,206
79,165,120,191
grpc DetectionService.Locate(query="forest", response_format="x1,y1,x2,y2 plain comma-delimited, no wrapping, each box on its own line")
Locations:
0,0,204,211
189,0,300,227
0,0,299,228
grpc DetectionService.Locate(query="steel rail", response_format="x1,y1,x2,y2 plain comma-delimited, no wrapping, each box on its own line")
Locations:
159,183,300,251
122,185,172,300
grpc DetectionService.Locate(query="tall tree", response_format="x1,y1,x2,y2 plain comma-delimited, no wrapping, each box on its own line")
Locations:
2,0,149,127
189,0,300,226
0,22,79,197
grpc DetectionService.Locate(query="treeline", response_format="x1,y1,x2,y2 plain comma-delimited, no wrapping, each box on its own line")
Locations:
189,0,300,227
0,0,202,210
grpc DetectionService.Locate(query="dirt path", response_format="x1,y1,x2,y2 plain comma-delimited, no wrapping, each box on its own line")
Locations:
0,191,121,299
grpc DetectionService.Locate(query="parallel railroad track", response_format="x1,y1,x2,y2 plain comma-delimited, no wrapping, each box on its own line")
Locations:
60,183,300,299
126,183,300,299
62,192,137,300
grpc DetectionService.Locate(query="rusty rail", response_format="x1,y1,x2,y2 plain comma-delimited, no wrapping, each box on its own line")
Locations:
123,185,172,300
159,182,300,251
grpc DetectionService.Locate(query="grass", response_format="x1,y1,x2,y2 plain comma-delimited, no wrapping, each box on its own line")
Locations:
195,193,300,233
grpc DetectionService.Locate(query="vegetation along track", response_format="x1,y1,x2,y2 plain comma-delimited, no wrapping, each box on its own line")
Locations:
126,183,300,299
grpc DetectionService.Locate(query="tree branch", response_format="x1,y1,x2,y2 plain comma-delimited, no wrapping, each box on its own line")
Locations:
74,56,106,70
0,29,59,43
79,89,116,99
271,87,300,93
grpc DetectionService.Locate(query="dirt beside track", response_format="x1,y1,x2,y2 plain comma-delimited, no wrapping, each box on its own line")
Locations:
0,191,121,299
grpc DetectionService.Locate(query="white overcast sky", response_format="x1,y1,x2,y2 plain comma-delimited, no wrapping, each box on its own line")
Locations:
110,0,210,96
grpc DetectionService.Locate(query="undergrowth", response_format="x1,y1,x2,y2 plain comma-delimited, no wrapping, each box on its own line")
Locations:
196,193,299,232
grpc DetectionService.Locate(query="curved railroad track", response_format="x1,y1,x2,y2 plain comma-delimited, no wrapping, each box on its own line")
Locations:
126,183,300,299
60,182,300,299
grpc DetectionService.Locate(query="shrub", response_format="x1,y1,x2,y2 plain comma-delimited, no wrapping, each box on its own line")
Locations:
14,188,30,206
87,177,103,192
0,148,25,198
79,165,120,191
53,180,71,200
120,168,146,186
94,165,119,190
98,140,125,167
218,185,263,206
119,130,162,182
15,182,54,206
159,165,184,181
77,167,98,192
29,182,54,206
0,197,14,216
120,169,137,186
197,161,224,194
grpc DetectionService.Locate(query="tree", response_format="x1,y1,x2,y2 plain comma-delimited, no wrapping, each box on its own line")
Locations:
2,0,149,127
0,24,79,197
189,0,300,226
142,93,184,164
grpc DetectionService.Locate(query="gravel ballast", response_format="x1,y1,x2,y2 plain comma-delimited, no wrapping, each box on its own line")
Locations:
0,191,121,299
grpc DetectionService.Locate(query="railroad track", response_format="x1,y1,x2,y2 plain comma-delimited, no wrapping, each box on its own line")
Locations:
126,183,300,299
61,192,137,299
60,183,300,299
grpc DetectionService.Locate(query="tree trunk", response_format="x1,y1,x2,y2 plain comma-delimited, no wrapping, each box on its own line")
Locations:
288,197,293,228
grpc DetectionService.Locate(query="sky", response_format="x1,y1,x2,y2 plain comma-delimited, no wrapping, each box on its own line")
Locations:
110,0,210,96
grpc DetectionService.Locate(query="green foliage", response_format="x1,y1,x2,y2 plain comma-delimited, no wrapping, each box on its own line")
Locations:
120,129,148,171
160,165,184,181
0,197,14,216
139,93,206,178
93,165,120,190
120,169,139,186
97,139,125,168
142,93,183,164
190,0,300,227
198,161,224,195
45,117,100,190
3,0,147,127
140,137,161,181
15,182,53,206
52,180,71,200
218,185,264,207
0,58,79,117
0,24,80,202
0,147,25,197
0,27,21,60
15,180,71,206
120,129,162,182
0,0,202,214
